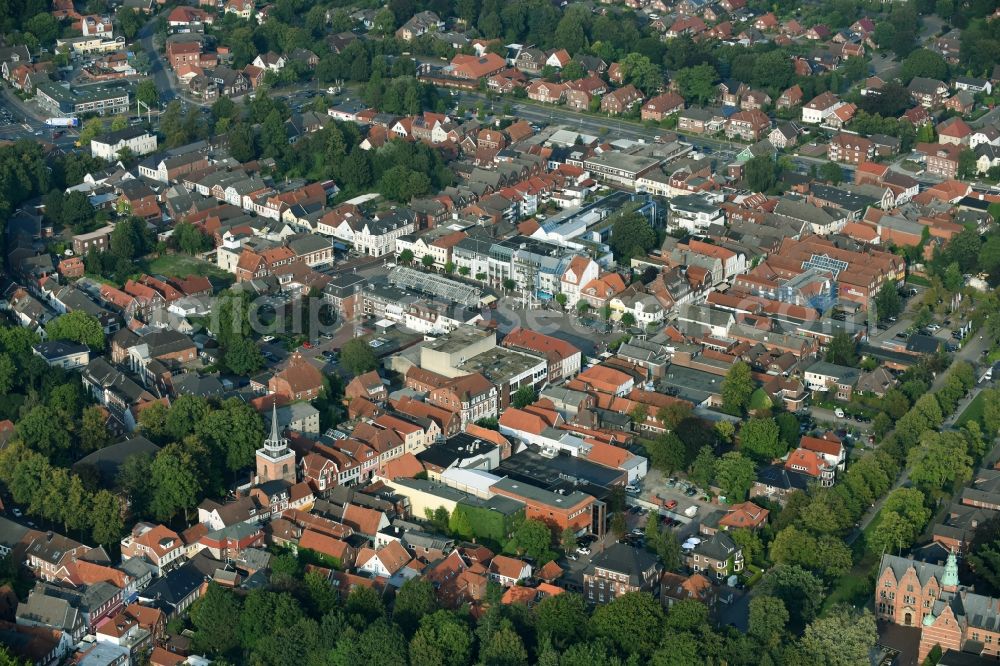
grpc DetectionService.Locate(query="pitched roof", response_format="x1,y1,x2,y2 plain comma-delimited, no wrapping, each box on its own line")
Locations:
489,554,528,579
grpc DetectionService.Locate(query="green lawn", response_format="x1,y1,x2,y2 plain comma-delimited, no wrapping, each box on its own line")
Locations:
906,274,931,287
822,511,882,615
141,254,233,284
955,391,987,429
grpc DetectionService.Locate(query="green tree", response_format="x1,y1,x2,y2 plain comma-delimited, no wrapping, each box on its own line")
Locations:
715,451,756,502
619,53,662,96
739,417,783,462
757,565,825,634
907,430,972,497
608,209,657,262
393,578,438,636
730,527,764,566
190,583,242,656
590,591,664,657
134,78,159,109
645,432,686,474
165,394,210,441
721,361,754,415
17,405,71,460
505,518,554,563
674,63,719,105
80,406,111,452
819,161,844,185
801,606,878,666
115,6,142,40
749,595,788,647
534,592,588,649
77,117,105,147
195,398,265,473
90,489,123,545
689,445,717,490
775,412,800,449
340,338,378,376
512,386,537,408
409,610,474,666
825,332,858,366
645,519,681,569
744,155,777,192
224,336,264,375
150,439,206,522
478,624,528,666
46,311,105,349
867,509,918,556
751,50,794,91
900,48,948,82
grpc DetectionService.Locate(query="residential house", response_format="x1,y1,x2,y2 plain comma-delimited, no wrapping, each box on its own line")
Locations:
686,532,743,582
641,92,685,121
584,543,662,604
724,109,770,141
601,85,643,115
828,133,874,165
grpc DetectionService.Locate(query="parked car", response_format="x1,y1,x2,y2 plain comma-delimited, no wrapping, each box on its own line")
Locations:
625,483,640,494
684,487,697,497
261,335,275,342
576,546,592,556
665,499,678,510
834,408,846,418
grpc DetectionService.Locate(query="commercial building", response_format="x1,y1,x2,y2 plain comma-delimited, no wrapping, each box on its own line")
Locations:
36,81,130,116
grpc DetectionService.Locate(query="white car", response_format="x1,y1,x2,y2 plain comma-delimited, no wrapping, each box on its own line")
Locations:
261,335,275,342
834,408,845,418
683,537,702,546
625,484,640,494
576,546,592,556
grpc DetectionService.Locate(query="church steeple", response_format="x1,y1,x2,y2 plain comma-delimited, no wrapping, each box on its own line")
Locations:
255,400,295,485
263,401,288,456
942,549,959,590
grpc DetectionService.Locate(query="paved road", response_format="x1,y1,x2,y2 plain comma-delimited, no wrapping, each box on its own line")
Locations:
460,91,953,190
138,15,177,105
846,330,991,544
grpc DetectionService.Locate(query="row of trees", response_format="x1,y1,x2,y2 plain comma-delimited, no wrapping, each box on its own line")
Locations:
187,555,878,666
0,442,122,545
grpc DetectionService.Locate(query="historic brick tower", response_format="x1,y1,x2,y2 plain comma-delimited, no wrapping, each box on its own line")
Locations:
255,403,296,485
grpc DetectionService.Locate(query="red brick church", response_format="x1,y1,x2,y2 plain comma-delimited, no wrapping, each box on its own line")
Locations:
877,552,1000,662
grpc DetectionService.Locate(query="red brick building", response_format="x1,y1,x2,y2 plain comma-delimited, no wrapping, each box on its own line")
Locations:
269,352,323,401
876,552,1000,662
828,133,875,165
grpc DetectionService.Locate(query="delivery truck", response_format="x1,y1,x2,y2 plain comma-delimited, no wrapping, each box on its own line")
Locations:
45,117,79,128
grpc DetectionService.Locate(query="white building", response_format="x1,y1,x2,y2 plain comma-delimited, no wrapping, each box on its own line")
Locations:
668,193,724,232
90,127,157,161
559,255,599,307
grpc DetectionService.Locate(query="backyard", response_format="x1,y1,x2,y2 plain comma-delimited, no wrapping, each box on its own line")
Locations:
140,254,233,284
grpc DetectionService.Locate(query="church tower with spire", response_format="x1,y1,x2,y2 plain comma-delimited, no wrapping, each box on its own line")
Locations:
256,402,296,485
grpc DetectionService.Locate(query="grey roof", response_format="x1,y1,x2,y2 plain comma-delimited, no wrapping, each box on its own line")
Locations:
33,340,89,360
693,531,740,561
879,553,945,588
171,373,224,397
589,543,660,584
773,198,841,228
17,590,79,632
0,516,29,551
755,464,810,491
94,126,154,146
490,477,591,509
804,360,860,383
74,436,160,486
